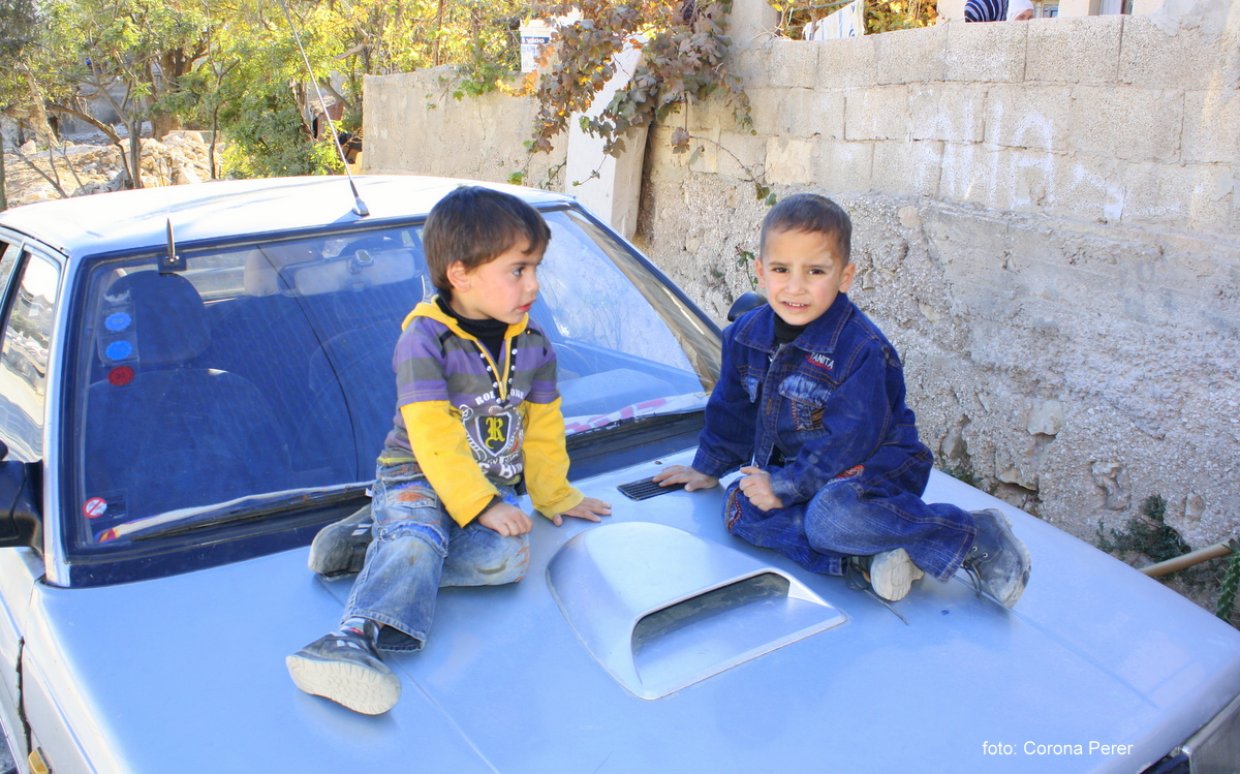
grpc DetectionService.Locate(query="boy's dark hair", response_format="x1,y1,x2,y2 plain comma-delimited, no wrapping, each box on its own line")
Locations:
759,193,852,264
423,186,552,298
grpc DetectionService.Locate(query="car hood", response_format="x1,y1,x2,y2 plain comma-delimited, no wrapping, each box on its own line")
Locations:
26,451,1240,772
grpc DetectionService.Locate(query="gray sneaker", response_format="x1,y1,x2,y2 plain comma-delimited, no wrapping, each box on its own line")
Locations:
865,548,925,602
307,504,374,577
286,626,400,715
962,509,1032,608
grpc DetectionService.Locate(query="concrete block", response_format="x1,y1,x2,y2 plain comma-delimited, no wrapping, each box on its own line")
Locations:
729,0,781,48
745,88,785,136
984,84,1072,153
872,140,944,197
732,45,772,89
685,126,722,175
684,91,746,133
645,126,691,182
909,84,985,143
1047,152,1126,222
873,23,948,85
1025,15,1121,85
768,39,820,88
1120,15,1230,90
1181,90,1240,165
1070,86,1184,164
943,20,1028,84
716,130,768,182
844,86,910,141
765,136,819,185
815,36,878,90
780,89,846,140
1120,161,1236,234
811,140,873,194
940,144,1098,217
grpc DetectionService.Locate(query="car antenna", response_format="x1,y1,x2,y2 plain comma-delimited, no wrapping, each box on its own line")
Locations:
160,218,186,274
276,0,369,218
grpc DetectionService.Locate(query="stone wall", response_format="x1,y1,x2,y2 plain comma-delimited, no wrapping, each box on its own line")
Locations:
362,7,1239,558
363,68,566,186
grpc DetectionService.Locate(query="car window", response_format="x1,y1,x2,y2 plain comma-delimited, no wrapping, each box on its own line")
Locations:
0,240,20,301
0,252,59,461
536,210,718,429
68,207,719,554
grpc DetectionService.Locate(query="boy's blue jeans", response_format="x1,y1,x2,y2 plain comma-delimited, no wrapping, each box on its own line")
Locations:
725,476,976,582
343,462,529,652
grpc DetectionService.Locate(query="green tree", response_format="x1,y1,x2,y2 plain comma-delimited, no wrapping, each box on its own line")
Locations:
0,0,40,209
28,0,214,188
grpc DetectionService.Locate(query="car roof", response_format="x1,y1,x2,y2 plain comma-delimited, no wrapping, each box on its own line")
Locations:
0,175,572,258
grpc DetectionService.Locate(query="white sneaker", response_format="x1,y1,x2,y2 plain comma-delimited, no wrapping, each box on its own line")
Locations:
866,548,925,602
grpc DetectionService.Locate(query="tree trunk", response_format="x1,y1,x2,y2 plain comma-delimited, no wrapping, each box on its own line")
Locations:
0,134,8,212
128,129,143,189
152,112,182,139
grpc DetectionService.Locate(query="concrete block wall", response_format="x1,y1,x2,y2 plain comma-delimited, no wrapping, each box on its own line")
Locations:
639,7,1239,559
690,16,1237,235
362,6,1239,583
362,69,565,187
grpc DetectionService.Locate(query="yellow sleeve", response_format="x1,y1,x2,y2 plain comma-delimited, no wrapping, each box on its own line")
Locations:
402,401,498,527
522,397,584,518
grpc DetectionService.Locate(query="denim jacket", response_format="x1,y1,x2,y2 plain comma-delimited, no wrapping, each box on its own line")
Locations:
692,293,933,506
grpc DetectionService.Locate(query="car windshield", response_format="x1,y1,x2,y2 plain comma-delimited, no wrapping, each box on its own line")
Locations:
69,206,719,552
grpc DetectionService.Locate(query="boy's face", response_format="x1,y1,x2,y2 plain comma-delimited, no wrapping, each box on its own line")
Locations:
756,228,856,327
446,240,543,324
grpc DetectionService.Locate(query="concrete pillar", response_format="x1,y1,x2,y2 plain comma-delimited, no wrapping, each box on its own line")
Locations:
565,41,646,239
1057,0,1100,15
729,0,781,45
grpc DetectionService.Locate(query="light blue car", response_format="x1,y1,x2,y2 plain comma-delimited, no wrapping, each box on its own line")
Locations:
0,175,1235,772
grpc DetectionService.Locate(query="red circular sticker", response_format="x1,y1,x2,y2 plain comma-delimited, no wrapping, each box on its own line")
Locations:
82,497,108,519
108,366,135,387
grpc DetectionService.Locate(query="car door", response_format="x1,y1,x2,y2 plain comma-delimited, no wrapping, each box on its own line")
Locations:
0,238,60,769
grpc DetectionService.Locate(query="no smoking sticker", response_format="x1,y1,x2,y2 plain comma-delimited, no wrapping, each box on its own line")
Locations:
82,497,108,519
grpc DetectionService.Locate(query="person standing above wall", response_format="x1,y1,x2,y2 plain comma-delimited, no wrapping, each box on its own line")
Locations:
964,0,1009,21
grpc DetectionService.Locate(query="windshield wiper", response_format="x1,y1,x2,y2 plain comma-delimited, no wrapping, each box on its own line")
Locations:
127,484,370,541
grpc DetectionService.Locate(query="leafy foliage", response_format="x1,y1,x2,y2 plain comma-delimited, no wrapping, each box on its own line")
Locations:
1096,495,1191,563
769,0,936,36
525,1,750,158
1218,546,1240,623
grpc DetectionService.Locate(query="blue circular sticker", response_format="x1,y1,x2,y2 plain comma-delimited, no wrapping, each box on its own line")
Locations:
105,340,134,361
104,312,132,332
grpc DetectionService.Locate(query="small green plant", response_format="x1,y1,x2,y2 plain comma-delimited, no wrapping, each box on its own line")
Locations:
1218,546,1240,622
940,459,980,489
1096,495,1191,563
735,247,758,289
1096,495,1238,629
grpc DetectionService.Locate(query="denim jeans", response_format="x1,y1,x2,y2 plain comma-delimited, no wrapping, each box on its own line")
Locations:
343,462,529,652
726,476,976,581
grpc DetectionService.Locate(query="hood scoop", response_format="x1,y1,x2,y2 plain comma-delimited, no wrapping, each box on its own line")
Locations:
547,522,847,700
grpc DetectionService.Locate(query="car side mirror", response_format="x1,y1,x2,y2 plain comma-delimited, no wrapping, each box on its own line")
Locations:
727,291,767,322
0,441,41,549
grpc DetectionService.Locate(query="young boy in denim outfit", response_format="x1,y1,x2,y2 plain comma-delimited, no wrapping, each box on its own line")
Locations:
655,193,1030,608
287,187,610,715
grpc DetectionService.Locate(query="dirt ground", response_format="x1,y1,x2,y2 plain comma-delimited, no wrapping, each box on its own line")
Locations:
3,131,215,209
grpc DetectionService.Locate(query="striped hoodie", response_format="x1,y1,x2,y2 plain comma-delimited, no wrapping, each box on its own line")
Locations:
379,299,583,526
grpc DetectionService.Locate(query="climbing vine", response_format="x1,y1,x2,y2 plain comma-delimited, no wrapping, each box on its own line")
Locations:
523,1,750,161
